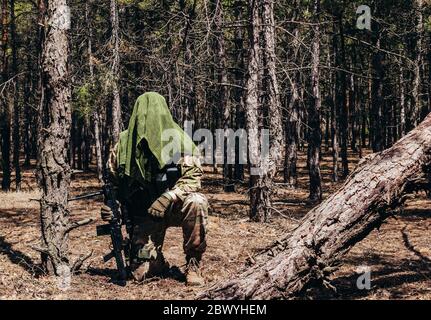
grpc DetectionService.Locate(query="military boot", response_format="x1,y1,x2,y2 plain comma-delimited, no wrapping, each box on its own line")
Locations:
131,252,170,282
185,257,205,287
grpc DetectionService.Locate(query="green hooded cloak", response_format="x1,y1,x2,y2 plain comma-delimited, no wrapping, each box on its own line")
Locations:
117,92,198,183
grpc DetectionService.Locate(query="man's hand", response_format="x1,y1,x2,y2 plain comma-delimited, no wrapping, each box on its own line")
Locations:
100,204,113,222
148,192,176,219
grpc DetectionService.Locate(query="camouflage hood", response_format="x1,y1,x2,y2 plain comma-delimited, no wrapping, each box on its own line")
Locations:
118,92,198,181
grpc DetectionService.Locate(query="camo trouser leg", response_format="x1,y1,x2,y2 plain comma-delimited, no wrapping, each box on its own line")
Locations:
168,192,209,262
129,192,208,280
129,217,167,281
130,218,166,263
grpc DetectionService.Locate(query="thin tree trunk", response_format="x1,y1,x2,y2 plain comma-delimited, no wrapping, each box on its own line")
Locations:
408,0,423,131
337,12,349,178
262,0,284,174
203,112,431,300
110,0,122,147
10,0,20,191
23,58,32,166
284,27,300,187
399,61,406,137
246,0,267,221
307,0,322,201
1,0,11,191
212,0,233,192
331,31,339,182
233,0,245,182
371,27,384,152
86,0,102,181
247,0,283,222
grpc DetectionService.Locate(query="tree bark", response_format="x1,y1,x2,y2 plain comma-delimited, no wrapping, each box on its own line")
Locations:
203,112,431,299
331,30,339,182
23,58,32,166
246,0,267,221
307,0,322,201
10,0,20,191
284,27,300,187
110,0,122,147
399,61,406,137
408,0,423,131
371,24,384,152
233,0,245,183
262,0,284,168
336,11,349,178
211,0,233,192
86,0,103,182
247,0,283,222
1,0,11,191
37,0,72,277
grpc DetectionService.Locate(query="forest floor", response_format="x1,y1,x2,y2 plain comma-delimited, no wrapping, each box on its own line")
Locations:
0,149,430,300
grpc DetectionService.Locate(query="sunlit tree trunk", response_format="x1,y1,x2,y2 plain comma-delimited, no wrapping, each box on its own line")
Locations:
110,0,122,146
37,0,72,277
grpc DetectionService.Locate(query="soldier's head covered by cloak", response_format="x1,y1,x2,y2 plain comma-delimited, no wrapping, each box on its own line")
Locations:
116,92,199,183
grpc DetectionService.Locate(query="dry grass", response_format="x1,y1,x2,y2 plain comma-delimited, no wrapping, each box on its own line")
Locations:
0,151,430,300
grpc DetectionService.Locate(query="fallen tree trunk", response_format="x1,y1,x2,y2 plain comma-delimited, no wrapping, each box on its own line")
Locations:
202,113,431,300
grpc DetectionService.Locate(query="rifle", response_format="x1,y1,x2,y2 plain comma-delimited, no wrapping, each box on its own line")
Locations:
96,169,129,284
69,171,129,284
68,190,103,202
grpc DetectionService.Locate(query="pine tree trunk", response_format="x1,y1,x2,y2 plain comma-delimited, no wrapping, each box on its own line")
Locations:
307,0,322,201
284,28,300,187
110,0,122,146
409,0,423,131
331,32,339,182
233,0,245,182
86,0,103,181
10,0,20,191
203,112,431,300
37,0,72,277
399,62,406,137
23,59,32,166
371,28,384,152
212,0,233,192
262,0,283,168
246,0,267,221
337,12,349,178
247,0,283,222
1,0,11,191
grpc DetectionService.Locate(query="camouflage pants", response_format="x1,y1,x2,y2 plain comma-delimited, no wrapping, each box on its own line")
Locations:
129,192,208,270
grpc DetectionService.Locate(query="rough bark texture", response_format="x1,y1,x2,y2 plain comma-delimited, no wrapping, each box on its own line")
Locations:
336,12,349,178
10,0,20,191
212,0,233,192
262,0,284,167
331,32,339,182
1,0,11,191
203,112,431,300
284,28,300,187
247,0,283,222
110,0,122,146
371,23,384,152
233,0,245,183
86,0,103,182
307,0,322,201
409,0,423,130
37,0,72,276
246,0,268,221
